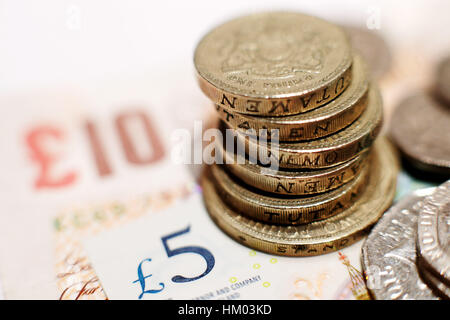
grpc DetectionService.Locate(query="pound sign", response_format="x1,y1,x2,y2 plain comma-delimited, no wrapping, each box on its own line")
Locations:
132,258,165,299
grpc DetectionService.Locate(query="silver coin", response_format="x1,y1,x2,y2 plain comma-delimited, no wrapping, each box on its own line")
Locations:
417,180,450,285
417,255,450,299
362,188,439,300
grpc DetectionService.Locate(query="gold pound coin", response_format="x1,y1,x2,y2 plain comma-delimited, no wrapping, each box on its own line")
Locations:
210,156,369,225
231,84,383,169
216,54,369,141
219,138,369,195
194,12,353,116
202,137,399,257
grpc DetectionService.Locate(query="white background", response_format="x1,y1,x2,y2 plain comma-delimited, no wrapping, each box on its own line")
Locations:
0,0,449,94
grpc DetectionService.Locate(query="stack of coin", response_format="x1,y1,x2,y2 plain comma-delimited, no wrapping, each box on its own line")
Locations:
194,12,399,257
362,180,450,300
389,55,450,176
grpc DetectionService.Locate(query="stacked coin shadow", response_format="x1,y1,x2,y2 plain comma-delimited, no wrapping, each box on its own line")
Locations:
362,180,450,300
194,12,398,257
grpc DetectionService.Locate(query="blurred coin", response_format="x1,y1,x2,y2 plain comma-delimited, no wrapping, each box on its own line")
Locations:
216,54,369,141
436,56,450,105
343,25,391,79
195,12,353,116
210,152,369,225
203,137,398,256
232,85,383,169
390,94,450,174
417,180,450,286
362,188,439,300
219,137,368,195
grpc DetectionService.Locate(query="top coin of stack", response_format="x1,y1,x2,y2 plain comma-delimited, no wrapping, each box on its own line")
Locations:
194,12,398,257
194,11,353,118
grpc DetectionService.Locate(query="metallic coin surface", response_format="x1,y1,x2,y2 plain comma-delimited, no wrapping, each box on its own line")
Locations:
390,94,450,174
202,137,398,256
417,180,450,285
343,26,391,80
436,55,450,105
232,85,383,169
219,137,369,195
194,11,353,116
216,54,369,141
362,188,439,300
210,152,369,225
417,256,450,299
